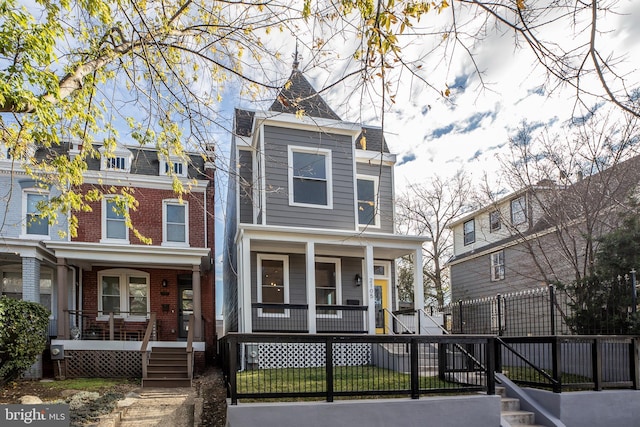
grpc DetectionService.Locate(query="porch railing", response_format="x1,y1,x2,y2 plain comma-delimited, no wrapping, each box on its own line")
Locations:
64,310,157,341
251,303,369,333
220,333,495,405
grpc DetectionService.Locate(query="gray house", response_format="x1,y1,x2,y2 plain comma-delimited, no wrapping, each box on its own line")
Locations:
223,64,427,336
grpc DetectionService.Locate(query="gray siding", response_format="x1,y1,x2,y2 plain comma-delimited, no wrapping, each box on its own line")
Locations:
223,144,239,333
357,162,394,233
238,149,254,224
262,126,356,230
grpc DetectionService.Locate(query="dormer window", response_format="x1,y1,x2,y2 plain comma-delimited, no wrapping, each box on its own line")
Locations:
99,144,133,173
159,155,188,178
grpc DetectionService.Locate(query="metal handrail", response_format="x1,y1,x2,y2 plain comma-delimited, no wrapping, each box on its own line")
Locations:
420,308,450,335
186,314,194,380
495,336,559,388
384,308,414,334
140,312,157,379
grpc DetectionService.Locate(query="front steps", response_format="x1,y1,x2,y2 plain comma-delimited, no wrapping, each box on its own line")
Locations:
142,347,192,388
497,386,545,427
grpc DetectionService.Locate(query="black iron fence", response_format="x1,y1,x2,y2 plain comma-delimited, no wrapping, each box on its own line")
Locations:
496,336,640,392
220,333,495,405
251,303,368,333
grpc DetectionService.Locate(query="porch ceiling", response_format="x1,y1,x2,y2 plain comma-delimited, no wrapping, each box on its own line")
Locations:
45,241,210,270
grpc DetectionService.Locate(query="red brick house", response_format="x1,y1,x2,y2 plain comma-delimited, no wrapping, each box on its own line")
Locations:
47,141,215,384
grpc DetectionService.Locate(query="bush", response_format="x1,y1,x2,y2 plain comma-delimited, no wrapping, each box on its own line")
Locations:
0,296,50,385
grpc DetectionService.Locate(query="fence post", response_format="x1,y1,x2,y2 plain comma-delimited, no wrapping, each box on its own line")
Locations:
326,337,334,402
496,294,503,337
410,337,419,399
229,336,238,405
631,338,640,390
549,284,556,335
486,338,496,395
592,337,602,391
458,300,464,334
632,269,637,314
552,336,562,393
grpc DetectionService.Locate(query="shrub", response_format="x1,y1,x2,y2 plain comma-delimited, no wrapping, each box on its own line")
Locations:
0,296,50,384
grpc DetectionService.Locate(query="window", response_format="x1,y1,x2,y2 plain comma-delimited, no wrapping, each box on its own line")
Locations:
511,196,526,225
288,147,332,208
99,145,132,172
489,210,501,232
24,191,49,236
315,258,341,316
98,269,149,317
463,219,475,245
163,200,188,245
491,251,505,281
159,156,188,177
357,176,378,226
0,268,53,311
102,198,128,242
257,255,289,316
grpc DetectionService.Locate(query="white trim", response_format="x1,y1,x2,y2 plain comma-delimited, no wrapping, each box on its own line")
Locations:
254,111,361,136
20,188,50,240
162,199,189,246
357,174,380,229
51,339,206,351
259,126,267,225
80,171,208,192
101,197,129,244
99,145,133,173
490,250,505,281
287,146,333,209
158,153,188,178
315,256,342,318
256,254,290,317
97,268,150,320
355,149,396,166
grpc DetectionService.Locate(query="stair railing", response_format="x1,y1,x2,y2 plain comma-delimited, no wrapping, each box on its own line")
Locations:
384,308,414,334
419,308,449,335
140,312,157,379
186,314,195,380
495,337,561,392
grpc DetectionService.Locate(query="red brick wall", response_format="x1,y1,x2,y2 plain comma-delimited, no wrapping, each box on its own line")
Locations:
74,185,207,247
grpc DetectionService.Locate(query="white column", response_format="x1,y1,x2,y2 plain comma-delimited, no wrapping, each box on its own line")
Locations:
192,265,202,340
364,245,375,334
240,235,252,333
306,241,316,333
56,258,68,339
413,246,425,319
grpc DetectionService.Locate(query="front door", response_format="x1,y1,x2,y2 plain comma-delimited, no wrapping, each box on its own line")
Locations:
178,277,193,339
374,278,389,334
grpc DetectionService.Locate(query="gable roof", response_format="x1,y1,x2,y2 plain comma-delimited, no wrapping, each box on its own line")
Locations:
357,126,390,154
268,70,341,121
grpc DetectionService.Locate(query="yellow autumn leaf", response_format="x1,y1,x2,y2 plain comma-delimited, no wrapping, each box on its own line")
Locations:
361,136,367,150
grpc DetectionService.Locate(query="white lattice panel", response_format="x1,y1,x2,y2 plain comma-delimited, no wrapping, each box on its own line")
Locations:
254,343,371,369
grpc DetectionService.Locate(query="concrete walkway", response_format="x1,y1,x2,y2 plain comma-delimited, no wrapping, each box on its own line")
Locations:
98,387,202,427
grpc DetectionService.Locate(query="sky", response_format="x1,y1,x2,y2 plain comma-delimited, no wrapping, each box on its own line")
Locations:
206,1,640,318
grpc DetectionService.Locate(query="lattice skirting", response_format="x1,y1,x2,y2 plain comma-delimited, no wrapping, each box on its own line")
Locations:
251,343,371,369
64,350,142,378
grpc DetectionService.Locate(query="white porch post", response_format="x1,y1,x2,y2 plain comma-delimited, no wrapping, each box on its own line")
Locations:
364,245,375,334
306,241,317,334
192,265,202,340
56,257,68,339
413,246,425,326
240,234,252,333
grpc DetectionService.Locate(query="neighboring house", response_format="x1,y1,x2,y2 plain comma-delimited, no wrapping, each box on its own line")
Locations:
448,155,640,302
0,140,215,380
223,63,427,338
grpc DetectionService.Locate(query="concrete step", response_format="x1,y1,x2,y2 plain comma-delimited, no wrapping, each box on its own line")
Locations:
502,410,535,425
501,397,520,411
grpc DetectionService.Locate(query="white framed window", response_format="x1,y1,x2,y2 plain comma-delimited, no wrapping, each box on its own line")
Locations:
357,175,379,227
288,146,333,208
257,254,289,317
22,189,49,237
99,145,133,172
463,219,475,245
159,155,188,178
0,267,53,311
489,210,501,232
315,257,341,317
102,197,129,243
491,250,505,281
98,269,149,318
163,200,189,246
511,196,526,225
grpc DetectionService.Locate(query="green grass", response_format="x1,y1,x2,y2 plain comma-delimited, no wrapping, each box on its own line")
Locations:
503,366,592,387
39,378,139,391
237,365,454,395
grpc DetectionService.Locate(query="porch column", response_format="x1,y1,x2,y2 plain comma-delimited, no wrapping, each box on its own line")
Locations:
240,234,252,333
305,241,316,334
364,245,375,334
413,246,424,313
192,265,202,340
21,257,41,303
56,257,68,339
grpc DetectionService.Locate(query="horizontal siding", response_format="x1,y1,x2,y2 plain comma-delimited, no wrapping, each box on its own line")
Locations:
238,149,254,224
262,126,355,230
356,163,394,233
